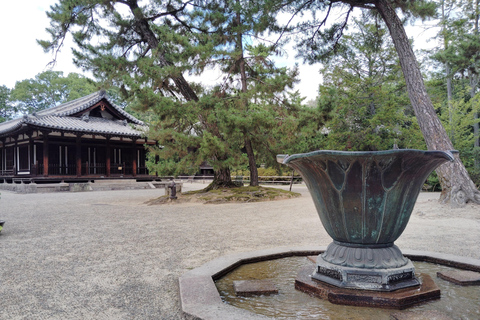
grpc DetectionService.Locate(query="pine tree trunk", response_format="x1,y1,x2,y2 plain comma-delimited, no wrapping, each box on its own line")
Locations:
375,0,480,206
236,10,259,186
475,112,479,170
446,65,454,142
472,1,480,171
470,73,480,171
204,166,237,191
442,0,455,142
128,0,199,102
244,137,259,186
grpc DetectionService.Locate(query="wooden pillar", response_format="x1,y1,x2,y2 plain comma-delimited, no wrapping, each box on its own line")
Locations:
106,137,111,177
28,133,33,174
0,138,4,173
132,139,137,177
76,134,82,177
14,136,18,175
43,132,49,176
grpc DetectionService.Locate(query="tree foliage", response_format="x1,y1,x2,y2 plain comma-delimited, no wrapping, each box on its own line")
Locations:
0,85,16,122
38,0,479,203
10,71,97,114
277,0,480,205
39,0,307,189
314,14,424,151
427,0,480,183
40,0,239,188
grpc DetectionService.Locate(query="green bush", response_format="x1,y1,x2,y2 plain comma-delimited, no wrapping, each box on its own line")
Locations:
424,172,441,192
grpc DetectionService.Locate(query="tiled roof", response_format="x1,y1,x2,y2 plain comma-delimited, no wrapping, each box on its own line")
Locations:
0,91,148,138
0,118,23,135
35,90,144,125
24,115,147,137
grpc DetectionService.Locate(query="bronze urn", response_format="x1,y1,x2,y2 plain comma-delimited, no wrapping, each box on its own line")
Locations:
278,149,455,291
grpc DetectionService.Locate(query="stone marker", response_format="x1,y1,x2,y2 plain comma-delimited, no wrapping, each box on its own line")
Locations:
437,270,480,286
233,280,278,296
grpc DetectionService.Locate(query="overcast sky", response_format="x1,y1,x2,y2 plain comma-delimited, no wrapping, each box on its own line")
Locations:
0,1,79,88
0,1,438,102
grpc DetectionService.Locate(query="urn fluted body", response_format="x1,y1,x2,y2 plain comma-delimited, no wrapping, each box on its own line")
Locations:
278,149,455,291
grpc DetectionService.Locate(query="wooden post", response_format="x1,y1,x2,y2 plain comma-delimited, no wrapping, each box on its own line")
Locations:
106,137,111,177
0,139,3,174
132,139,137,177
289,170,295,192
43,132,49,176
14,136,18,175
76,135,82,177
28,133,33,174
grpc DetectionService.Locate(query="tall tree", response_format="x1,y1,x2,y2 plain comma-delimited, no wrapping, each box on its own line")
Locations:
0,85,16,122
199,0,297,186
315,14,424,151
284,0,480,206
39,0,240,189
439,0,455,141
11,71,97,113
40,0,300,189
433,0,480,169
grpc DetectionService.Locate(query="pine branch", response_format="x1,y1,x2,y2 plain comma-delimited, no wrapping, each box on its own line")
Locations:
146,0,192,21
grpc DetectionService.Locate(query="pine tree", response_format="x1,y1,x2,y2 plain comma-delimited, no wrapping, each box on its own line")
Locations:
196,0,299,186
40,0,302,190
39,0,239,188
0,85,16,122
431,0,480,171
281,0,480,206
315,14,424,151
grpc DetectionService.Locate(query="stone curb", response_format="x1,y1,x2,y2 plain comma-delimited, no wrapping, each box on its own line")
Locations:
179,246,480,320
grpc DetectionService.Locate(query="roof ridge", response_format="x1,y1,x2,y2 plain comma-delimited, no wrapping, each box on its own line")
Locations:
36,91,105,117
35,90,144,125
0,91,147,136
21,114,147,137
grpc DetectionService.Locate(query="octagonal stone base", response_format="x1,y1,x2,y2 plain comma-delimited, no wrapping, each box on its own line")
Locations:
313,242,420,291
296,266,440,309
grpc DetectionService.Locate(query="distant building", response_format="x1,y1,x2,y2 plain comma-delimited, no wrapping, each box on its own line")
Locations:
0,91,155,181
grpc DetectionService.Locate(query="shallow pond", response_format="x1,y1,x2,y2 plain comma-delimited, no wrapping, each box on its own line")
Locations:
215,256,480,319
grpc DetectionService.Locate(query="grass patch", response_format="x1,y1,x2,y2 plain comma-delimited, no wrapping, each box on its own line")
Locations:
146,186,301,205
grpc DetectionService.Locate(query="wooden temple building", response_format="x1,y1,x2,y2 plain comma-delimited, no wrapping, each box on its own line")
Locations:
0,91,156,182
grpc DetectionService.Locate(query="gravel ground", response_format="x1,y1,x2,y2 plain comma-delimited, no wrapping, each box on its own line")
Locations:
0,183,478,320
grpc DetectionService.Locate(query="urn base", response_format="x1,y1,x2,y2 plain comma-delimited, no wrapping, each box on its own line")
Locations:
312,242,420,291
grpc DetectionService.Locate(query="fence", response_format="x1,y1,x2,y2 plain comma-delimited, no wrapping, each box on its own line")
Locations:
174,175,303,185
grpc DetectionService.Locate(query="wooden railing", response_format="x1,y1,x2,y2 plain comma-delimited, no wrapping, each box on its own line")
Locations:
48,163,77,175
137,166,149,175
174,175,303,185
233,176,303,184
0,168,15,176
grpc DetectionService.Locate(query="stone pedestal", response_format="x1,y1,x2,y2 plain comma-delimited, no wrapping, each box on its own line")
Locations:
296,266,440,309
313,242,420,291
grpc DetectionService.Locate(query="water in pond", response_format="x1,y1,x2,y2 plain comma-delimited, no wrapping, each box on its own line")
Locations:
215,256,480,319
